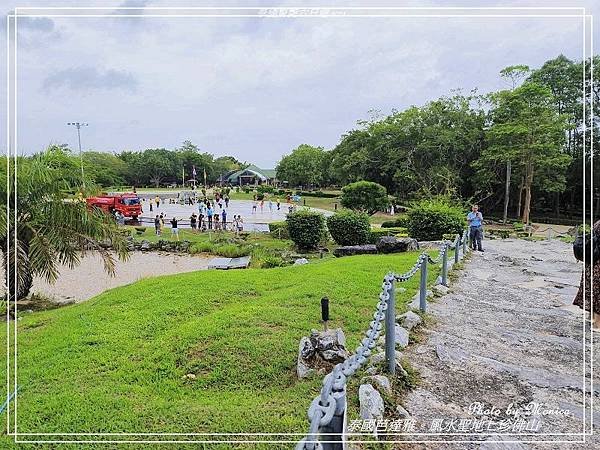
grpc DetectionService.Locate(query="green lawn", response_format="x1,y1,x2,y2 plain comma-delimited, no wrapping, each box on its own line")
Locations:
1,252,442,449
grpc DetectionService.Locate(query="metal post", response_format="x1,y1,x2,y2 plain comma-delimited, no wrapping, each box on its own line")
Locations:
454,235,460,264
462,230,468,254
441,245,448,286
385,279,396,375
419,256,428,312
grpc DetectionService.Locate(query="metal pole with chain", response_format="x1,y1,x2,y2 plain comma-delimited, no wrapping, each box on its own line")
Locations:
384,279,396,375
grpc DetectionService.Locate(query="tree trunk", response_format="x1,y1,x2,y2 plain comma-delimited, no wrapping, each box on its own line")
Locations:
1,239,33,305
516,177,524,219
503,160,511,223
554,192,560,218
522,163,534,225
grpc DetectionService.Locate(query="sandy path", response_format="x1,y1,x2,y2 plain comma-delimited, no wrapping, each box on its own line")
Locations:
396,238,598,449
32,252,211,303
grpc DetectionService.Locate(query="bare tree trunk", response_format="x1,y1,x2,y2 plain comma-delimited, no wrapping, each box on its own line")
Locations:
517,177,524,219
522,163,534,225
503,160,511,223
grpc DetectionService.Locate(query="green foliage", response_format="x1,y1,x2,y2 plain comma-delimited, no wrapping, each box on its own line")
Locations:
340,181,389,215
286,210,326,250
296,191,338,198
368,227,409,243
276,144,328,187
406,198,465,241
268,221,289,239
326,210,371,246
381,215,409,228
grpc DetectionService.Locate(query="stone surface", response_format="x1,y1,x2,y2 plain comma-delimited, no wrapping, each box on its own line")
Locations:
394,324,410,348
294,258,309,266
396,404,411,419
396,310,422,331
296,329,348,379
432,284,450,296
333,244,378,257
361,375,392,395
400,239,599,448
358,384,385,419
375,236,419,254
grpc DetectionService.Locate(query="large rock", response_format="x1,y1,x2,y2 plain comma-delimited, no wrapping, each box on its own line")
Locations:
361,375,392,395
375,237,419,254
333,245,378,257
396,311,422,331
432,284,449,296
296,329,348,378
359,384,385,419
394,324,410,348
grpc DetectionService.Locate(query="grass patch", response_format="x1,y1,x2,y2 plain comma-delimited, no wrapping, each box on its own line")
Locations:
0,251,441,448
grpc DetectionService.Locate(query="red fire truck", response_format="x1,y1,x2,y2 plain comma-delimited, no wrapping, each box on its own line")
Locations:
86,193,142,220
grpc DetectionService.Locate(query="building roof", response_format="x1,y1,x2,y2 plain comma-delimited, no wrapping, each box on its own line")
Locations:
223,165,276,182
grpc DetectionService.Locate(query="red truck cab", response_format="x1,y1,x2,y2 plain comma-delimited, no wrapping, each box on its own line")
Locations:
86,193,142,220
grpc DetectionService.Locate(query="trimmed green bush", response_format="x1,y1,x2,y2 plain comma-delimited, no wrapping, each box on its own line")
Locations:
368,227,409,244
380,215,409,228
340,181,389,215
326,210,371,245
269,221,289,239
286,210,326,250
406,198,465,241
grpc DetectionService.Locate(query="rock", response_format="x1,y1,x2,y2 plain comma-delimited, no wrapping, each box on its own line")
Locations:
182,373,196,380
294,258,309,265
432,284,449,296
362,375,392,395
365,366,378,375
359,384,385,419
394,324,410,348
396,405,411,419
370,350,402,366
333,244,378,257
396,311,422,331
417,240,444,250
395,359,409,378
140,240,150,251
375,237,419,254
297,329,348,378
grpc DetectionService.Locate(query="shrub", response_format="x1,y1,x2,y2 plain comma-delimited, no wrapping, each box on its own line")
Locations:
190,241,215,254
269,221,289,239
340,181,389,215
286,210,326,250
368,227,409,244
214,244,251,258
296,191,338,198
326,210,371,245
257,185,275,194
406,198,465,241
513,222,525,231
381,215,409,228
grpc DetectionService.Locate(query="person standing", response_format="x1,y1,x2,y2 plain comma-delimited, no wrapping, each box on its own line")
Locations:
276,198,281,211
170,217,179,241
214,214,221,231
252,200,257,214
155,196,160,208
268,199,273,213
149,201,153,213
190,213,197,231
573,221,600,330
221,207,227,231
224,195,230,208
207,204,214,230
154,215,161,236
467,204,484,252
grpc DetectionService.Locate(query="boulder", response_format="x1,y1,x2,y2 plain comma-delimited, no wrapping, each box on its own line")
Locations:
140,240,150,251
361,375,392,395
294,258,309,266
296,329,348,379
396,405,411,419
432,284,449,296
359,384,385,419
396,311,422,331
333,245,378,257
417,240,444,250
376,237,419,254
370,350,402,366
394,324,410,348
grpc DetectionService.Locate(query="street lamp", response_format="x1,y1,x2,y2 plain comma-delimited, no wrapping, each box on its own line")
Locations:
67,122,88,186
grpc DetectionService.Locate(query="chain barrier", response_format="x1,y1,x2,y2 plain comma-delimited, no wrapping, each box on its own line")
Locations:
296,231,469,450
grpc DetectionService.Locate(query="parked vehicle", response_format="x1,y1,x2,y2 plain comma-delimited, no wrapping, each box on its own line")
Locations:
86,193,142,220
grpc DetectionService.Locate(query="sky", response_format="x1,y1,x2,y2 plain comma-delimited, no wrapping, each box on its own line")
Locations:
2,0,599,167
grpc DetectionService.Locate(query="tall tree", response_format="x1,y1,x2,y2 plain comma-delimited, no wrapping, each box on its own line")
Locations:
276,144,327,188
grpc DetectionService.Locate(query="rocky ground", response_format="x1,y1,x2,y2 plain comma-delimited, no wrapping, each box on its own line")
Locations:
394,238,598,449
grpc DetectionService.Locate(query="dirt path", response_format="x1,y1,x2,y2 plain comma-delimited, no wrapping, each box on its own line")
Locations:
399,238,598,449
31,252,211,303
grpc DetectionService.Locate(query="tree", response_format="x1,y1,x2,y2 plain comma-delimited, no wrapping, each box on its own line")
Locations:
499,65,530,223
481,82,570,224
276,144,327,188
0,146,129,303
340,181,389,215
82,151,128,187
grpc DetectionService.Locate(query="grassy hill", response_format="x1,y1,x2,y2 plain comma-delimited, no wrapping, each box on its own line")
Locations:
1,252,440,449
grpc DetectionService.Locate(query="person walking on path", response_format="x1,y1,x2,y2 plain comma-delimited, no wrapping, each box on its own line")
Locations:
276,198,281,210
149,201,153,213
190,213,197,231
221,208,227,231
268,199,273,213
252,200,257,214
224,195,230,208
573,220,600,330
155,196,160,208
170,217,179,241
154,215,161,236
467,204,484,252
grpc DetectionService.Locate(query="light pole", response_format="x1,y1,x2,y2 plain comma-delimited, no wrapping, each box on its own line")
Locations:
67,122,88,186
